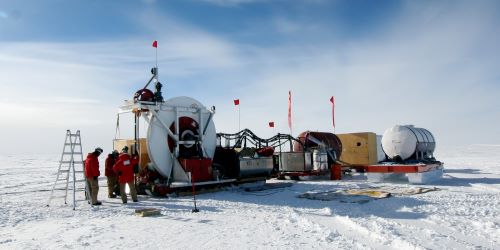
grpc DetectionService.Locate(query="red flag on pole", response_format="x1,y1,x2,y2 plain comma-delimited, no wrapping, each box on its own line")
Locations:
233,99,240,106
152,40,158,48
330,96,335,128
288,91,292,131
268,121,274,128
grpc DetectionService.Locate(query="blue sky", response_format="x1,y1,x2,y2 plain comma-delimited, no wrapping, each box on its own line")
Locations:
1,0,499,154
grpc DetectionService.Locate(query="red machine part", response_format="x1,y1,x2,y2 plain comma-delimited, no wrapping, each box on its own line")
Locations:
166,116,213,182
134,88,155,102
363,163,442,173
256,146,274,157
330,164,342,180
167,116,200,155
178,158,213,182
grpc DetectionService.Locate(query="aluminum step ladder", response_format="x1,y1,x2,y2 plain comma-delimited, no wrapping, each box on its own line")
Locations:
47,130,90,210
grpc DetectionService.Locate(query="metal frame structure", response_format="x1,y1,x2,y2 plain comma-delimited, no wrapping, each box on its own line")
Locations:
47,130,89,210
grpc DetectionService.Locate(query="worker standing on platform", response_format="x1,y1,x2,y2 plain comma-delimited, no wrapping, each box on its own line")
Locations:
113,146,139,204
105,150,120,198
85,147,103,206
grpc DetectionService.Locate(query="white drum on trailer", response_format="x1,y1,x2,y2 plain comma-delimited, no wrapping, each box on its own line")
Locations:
145,96,217,179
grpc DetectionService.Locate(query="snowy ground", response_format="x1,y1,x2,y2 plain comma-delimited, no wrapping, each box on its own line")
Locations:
1,145,499,249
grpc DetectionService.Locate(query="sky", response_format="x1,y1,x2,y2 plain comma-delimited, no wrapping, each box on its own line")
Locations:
0,0,499,155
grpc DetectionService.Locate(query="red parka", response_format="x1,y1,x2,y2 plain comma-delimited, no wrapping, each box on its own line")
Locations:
105,154,117,177
85,153,100,179
113,153,138,184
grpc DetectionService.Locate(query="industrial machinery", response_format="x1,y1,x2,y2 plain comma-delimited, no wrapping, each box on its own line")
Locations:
215,129,300,181
115,66,232,196
115,67,303,195
278,131,342,179
364,125,443,184
113,49,442,193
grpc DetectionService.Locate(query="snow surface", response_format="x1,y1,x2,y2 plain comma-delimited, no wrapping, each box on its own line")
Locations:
1,145,499,249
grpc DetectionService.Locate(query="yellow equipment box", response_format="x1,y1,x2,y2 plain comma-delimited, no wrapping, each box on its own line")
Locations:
113,138,150,170
337,132,378,165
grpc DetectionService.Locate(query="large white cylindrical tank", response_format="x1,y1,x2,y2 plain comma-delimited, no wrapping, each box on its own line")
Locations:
145,96,216,178
376,135,387,162
381,125,435,161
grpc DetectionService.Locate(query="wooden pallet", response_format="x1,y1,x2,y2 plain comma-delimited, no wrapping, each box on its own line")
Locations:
135,208,162,217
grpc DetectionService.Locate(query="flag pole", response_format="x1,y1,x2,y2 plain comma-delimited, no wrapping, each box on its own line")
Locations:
152,40,158,81
330,96,335,134
234,99,241,132
288,91,292,136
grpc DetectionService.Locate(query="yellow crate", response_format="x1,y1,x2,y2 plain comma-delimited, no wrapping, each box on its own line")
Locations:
337,132,378,165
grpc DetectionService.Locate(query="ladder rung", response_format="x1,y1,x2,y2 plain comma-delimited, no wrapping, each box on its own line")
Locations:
58,170,84,173
51,195,67,199
63,152,82,155
60,161,83,164
64,143,81,146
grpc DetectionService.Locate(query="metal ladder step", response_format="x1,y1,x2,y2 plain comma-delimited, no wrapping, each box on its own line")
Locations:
51,195,67,199
60,161,83,164
58,170,84,174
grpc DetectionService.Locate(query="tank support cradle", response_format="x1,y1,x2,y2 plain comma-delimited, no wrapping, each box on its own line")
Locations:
364,162,444,184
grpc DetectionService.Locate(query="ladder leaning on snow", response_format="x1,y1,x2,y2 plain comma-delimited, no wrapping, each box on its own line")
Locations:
47,130,90,210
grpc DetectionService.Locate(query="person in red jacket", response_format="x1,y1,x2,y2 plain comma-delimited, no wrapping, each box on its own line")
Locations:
105,150,120,198
85,147,103,206
113,146,139,204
